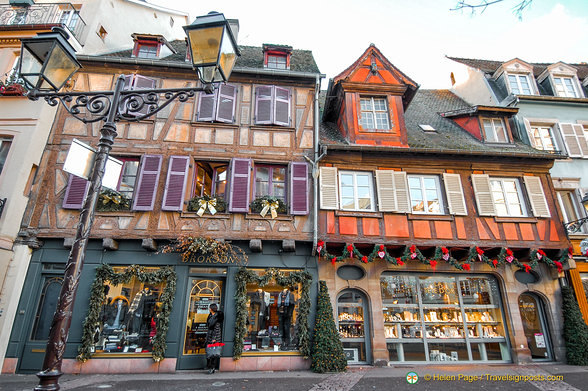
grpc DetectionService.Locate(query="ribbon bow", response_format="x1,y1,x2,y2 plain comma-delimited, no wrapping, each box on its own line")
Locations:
260,200,279,219
197,198,217,217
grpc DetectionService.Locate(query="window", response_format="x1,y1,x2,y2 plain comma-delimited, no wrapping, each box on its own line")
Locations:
31,275,63,340
531,125,557,151
489,178,526,217
339,171,374,211
193,162,228,198
553,76,578,98
113,158,139,199
255,165,286,202
557,190,587,233
408,175,445,214
135,44,158,59
267,54,287,69
482,118,508,143
507,74,532,95
59,9,80,32
359,97,390,131
196,84,237,123
98,25,108,40
559,123,588,158
0,137,13,175
254,86,291,126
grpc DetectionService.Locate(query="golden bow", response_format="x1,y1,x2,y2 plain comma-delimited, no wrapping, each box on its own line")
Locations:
197,198,217,217
260,200,279,219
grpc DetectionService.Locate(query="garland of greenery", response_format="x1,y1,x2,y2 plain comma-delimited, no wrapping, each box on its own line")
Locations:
249,195,287,214
97,189,131,212
77,264,177,362
234,267,312,360
160,236,248,265
187,195,227,214
317,241,568,273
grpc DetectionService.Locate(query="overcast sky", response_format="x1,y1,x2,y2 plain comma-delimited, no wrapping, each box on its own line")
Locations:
150,0,588,89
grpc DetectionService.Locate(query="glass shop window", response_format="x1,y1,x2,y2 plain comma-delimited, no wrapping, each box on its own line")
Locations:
93,267,166,354
243,270,301,353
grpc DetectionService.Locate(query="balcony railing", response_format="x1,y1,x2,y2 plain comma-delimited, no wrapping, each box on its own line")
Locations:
0,3,86,42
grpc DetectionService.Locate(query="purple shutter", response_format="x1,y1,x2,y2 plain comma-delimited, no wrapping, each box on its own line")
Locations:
132,75,157,115
228,158,252,212
196,89,217,121
215,84,237,123
274,87,291,126
132,154,163,211
62,174,90,209
161,156,190,211
289,162,309,215
254,86,273,124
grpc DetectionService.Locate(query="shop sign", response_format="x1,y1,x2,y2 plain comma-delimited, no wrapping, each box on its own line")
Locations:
181,253,239,265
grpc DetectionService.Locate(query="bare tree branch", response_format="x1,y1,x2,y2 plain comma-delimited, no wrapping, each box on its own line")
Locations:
451,0,532,20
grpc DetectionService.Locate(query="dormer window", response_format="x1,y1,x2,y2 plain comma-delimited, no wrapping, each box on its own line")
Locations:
131,34,175,60
359,97,390,131
494,59,537,96
136,43,158,59
508,74,532,95
482,118,508,143
263,44,292,70
267,54,287,69
553,76,579,98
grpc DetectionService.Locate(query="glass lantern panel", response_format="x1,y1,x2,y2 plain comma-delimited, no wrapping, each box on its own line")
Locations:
42,44,79,90
219,28,237,80
188,25,223,67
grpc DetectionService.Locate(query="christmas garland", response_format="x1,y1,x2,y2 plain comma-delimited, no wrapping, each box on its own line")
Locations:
77,264,177,363
233,267,312,360
316,240,569,273
160,236,248,265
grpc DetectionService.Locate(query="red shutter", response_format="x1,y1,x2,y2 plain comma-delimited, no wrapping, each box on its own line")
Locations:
62,174,90,209
254,86,273,124
216,84,237,123
228,158,252,212
289,162,309,215
132,154,163,211
161,156,190,211
196,89,217,122
274,87,291,126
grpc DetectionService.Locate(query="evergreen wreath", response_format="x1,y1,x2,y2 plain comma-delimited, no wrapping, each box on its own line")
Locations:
97,189,131,212
233,267,312,360
187,194,227,213
77,264,177,362
249,195,287,214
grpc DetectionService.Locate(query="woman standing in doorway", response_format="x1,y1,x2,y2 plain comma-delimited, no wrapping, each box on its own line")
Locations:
205,303,224,374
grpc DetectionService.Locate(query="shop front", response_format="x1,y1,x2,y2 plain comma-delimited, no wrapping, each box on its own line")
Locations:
4,239,317,374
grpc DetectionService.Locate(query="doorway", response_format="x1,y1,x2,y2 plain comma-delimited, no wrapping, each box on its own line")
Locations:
337,289,371,364
518,292,553,361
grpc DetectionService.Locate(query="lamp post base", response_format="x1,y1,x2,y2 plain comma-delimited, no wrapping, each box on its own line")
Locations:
35,369,63,390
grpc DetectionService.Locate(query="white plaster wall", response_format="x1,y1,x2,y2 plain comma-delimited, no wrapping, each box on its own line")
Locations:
449,61,498,106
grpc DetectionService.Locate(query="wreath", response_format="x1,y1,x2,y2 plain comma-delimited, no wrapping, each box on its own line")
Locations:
97,189,131,212
249,196,287,215
187,195,227,214
234,267,312,360
160,236,248,265
77,264,177,362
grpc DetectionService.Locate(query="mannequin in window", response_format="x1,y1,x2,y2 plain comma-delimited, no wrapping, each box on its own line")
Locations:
127,286,156,335
277,287,295,347
250,288,269,332
106,298,129,330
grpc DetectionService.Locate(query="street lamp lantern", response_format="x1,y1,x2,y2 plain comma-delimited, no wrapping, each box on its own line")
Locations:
184,11,240,84
19,27,81,92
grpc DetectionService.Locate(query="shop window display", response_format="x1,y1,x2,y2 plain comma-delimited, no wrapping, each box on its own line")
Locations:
94,267,165,354
243,271,301,352
381,273,510,362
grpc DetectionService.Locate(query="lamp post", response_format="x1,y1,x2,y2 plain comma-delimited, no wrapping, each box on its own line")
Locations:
18,12,239,391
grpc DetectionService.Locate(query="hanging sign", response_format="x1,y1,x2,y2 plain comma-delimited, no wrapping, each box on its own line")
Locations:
63,138,123,190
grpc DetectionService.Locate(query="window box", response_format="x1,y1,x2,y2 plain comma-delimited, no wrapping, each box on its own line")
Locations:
249,195,287,218
187,195,227,215
96,189,131,212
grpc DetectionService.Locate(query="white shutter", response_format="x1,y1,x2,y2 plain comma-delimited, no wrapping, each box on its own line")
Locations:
393,172,410,213
560,123,583,157
375,170,397,212
523,118,537,148
523,176,551,217
319,167,338,210
471,174,496,216
443,173,467,215
573,124,588,156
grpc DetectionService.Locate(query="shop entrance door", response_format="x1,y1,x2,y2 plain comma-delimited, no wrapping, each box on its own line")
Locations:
337,289,371,364
177,278,224,370
518,293,553,361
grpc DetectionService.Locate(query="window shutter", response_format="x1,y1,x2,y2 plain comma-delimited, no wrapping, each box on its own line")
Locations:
393,172,410,213
197,89,217,122
62,174,90,209
573,124,588,156
161,156,190,211
289,162,309,215
443,173,467,215
559,123,583,157
228,158,252,212
215,84,237,123
471,174,496,216
523,176,551,217
132,154,163,211
274,87,291,126
131,75,156,116
319,167,338,210
522,118,536,148
375,170,397,212
254,86,273,124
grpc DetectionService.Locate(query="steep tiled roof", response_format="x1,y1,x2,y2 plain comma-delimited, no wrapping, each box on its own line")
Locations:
321,89,556,158
102,41,320,73
448,56,588,80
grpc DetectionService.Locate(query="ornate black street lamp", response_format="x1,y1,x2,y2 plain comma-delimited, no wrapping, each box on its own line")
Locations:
564,193,588,234
18,12,239,391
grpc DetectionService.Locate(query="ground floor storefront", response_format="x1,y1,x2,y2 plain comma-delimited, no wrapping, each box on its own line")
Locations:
2,239,318,374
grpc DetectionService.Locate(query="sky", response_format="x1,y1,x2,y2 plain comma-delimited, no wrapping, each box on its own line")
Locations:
149,0,588,89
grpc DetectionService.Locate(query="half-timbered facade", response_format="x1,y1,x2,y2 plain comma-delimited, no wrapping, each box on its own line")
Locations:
318,45,570,366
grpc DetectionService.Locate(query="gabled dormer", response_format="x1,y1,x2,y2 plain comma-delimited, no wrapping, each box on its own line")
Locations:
322,44,418,147
440,105,518,144
131,33,176,59
262,44,292,70
492,58,538,96
538,62,585,98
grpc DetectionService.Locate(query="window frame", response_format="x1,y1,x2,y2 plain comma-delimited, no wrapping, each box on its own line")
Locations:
113,157,140,200
133,43,160,59
407,174,446,215
267,54,287,70
359,96,391,132
530,124,557,152
193,161,229,199
0,136,13,176
507,73,533,95
481,117,509,143
489,177,528,217
338,170,375,212
254,164,287,202
553,76,579,98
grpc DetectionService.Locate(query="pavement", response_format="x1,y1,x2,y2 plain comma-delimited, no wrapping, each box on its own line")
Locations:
1,363,587,391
